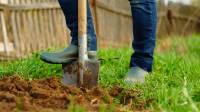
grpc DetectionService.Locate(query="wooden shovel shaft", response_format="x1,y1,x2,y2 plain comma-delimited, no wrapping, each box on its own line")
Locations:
78,0,88,64
78,0,88,84
78,0,87,35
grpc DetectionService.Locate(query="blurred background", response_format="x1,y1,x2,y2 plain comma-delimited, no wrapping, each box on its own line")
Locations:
0,0,199,59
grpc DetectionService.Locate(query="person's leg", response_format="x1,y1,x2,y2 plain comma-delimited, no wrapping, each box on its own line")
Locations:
40,0,97,64
125,0,157,83
58,0,97,51
129,0,157,72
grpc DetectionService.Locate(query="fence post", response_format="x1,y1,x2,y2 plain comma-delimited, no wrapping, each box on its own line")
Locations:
89,0,99,36
167,9,174,36
198,16,200,33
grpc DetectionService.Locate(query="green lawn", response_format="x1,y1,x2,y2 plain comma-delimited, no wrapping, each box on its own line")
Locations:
0,34,200,112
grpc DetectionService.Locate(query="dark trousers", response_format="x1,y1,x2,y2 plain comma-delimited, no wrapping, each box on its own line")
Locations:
58,0,157,72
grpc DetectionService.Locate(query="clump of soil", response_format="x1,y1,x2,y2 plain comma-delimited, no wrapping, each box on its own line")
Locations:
0,75,152,112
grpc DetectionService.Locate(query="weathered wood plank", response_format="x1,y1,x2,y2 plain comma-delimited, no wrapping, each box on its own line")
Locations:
20,0,31,53
47,4,54,46
53,9,61,47
15,0,24,56
0,11,10,55
42,0,51,48
57,9,64,46
173,13,197,21
8,2,60,10
0,3,7,10
26,0,36,52
181,7,200,37
0,42,14,53
31,0,40,51
9,0,20,56
44,10,51,48
59,9,64,46
33,11,40,51
49,0,59,47
98,1,131,18
60,10,68,46
36,0,46,49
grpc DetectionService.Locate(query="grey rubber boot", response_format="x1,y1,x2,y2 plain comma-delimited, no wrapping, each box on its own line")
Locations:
40,44,98,64
125,67,149,84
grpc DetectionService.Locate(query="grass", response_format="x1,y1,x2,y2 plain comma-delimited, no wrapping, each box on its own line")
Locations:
0,48,62,81
0,34,200,111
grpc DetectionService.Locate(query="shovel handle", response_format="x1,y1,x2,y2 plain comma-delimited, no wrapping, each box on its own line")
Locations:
78,0,88,69
78,0,88,84
78,0,87,35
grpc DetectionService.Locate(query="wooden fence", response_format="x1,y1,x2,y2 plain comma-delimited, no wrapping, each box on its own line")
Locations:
0,0,200,59
156,1,200,38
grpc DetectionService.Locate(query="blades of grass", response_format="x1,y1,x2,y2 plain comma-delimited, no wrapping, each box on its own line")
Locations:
79,106,86,112
74,104,79,112
69,98,74,112
99,105,107,112
183,88,200,112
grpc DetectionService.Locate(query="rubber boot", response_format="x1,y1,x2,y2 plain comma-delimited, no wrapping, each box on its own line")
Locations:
40,44,98,64
125,67,149,84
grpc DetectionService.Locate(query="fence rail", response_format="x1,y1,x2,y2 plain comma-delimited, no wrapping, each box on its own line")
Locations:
0,0,200,59
7,3,60,10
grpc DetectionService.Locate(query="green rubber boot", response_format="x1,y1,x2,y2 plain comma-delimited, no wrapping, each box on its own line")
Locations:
40,44,98,64
125,67,149,84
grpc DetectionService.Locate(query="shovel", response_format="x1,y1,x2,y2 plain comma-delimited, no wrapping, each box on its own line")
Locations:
62,0,100,89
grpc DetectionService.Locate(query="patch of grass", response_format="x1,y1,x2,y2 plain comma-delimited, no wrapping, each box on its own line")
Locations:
0,47,62,81
0,34,199,111
98,34,200,111
155,34,200,59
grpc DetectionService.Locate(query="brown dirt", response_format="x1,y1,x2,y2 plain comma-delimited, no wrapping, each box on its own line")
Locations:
77,67,92,90
0,75,153,112
77,62,90,88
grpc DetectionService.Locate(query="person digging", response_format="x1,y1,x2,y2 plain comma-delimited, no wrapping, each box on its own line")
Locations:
40,0,157,84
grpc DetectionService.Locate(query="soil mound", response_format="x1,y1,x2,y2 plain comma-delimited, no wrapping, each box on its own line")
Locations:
0,75,150,112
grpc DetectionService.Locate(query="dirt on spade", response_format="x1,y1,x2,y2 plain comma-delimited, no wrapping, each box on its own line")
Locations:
0,75,153,112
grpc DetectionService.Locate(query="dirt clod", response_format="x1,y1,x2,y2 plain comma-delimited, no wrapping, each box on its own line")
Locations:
0,75,152,111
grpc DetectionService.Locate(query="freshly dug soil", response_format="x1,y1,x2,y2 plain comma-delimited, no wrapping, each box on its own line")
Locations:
0,75,151,112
